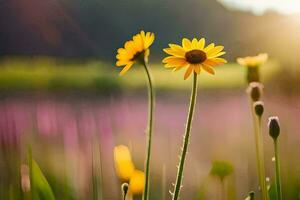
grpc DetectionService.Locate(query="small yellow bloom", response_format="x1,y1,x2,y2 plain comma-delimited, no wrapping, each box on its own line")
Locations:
237,53,268,68
114,145,135,181
129,170,145,195
114,145,145,196
163,37,227,80
116,31,155,75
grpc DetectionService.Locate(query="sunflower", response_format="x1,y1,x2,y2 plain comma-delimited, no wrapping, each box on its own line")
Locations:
162,38,227,80
237,53,268,68
116,31,155,75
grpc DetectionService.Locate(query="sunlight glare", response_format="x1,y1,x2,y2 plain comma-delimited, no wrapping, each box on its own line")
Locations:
219,0,300,15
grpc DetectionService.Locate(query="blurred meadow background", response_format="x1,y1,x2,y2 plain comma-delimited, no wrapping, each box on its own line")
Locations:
1,0,300,199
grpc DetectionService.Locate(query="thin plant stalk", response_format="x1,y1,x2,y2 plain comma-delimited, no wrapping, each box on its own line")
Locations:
221,180,226,200
274,139,282,200
162,164,166,200
91,136,104,200
142,61,155,200
92,149,98,200
172,72,198,200
250,102,269,200
122,191,126,200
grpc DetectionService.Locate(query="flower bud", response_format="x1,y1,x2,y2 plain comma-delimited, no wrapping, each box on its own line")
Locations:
247,82,263,102
249,191,255,200
254,101,264,116
121,183,129,199
20,164,30,192
268,116,280,140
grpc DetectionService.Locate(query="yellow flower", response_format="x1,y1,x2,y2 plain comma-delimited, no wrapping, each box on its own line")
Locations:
129,170,145,195
237,53,268,68
116,31,155,75
163,38,227,80
114,145,135,181
114,145,145,196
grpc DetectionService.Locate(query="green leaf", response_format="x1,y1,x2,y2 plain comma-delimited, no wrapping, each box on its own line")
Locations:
268,183,277,200
28,147,55,200
31,159,55,200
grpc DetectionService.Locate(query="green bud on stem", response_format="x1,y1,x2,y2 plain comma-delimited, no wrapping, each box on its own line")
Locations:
268,116,280,140
247,82,263,102
121,183,129,200
254,101,264,116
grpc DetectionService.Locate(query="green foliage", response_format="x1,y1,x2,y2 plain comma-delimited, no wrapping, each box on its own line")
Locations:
210,160,234,181
31,160,55,200
0,56,281,92
28,148,55,200
268,183,277,200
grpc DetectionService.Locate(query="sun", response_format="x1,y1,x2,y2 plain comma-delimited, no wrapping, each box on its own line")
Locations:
219,0,300,15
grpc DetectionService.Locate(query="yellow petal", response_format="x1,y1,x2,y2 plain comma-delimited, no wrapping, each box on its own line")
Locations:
114,145,132,162
144,49,150,63
164,63,176,68
210,58,227,64
116,60,130,67
162,56,175,63
191,38,198,49
163,57,186,65
173,64,187,71
169,44,185,52
132,34,143,52
203,59,218,66
115,161,135,181
184,65,194,80
209,51,226,58
117,48,126,54
163,48,185,58
119,61,134,75
204,43,215,52
124,41,137,55
182,38,192,50
129,170,145,195
197,38,205,50
202,64,215,74
237,58,246,66
144,32,155,49
206,46,224,57
116,52,131,60
193,64,201,74
164,60,187,68
164,64,174,68
140,30,145,38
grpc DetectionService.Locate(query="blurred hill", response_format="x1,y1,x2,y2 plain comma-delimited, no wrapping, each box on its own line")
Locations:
1,0,300,65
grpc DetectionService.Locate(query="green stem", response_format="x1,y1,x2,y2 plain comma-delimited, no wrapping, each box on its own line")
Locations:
27,146,34,200
123,192,126,200
162,164,166,200
250,101,269,200
92,149,98,200
274,139,282,200
257,116,269,200
221,180,226,200
172,72,198,200
142,62,155,200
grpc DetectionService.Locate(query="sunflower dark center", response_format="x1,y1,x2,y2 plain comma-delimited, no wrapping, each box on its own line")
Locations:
131,51,143,61
185,50,207,64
